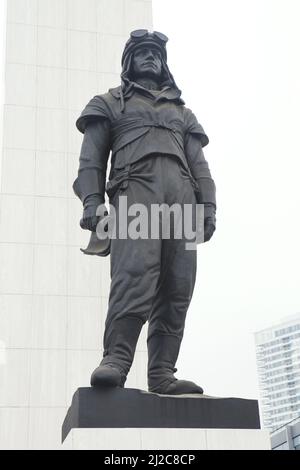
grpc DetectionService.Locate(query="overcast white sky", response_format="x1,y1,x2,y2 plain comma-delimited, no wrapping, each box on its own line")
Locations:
153,0,300,399
0,0,299,401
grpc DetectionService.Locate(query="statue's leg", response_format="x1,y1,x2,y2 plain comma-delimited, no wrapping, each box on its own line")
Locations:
147,160,203,395
91,159,163,388
147,238,203,394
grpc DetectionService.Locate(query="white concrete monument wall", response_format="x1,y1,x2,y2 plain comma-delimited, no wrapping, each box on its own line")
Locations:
62,428,271,450
0,0,152,450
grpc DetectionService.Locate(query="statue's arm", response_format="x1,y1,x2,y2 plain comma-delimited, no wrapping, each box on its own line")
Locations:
73,118,111,231
184,108,216,241
185,133,216,208
73,119,110,203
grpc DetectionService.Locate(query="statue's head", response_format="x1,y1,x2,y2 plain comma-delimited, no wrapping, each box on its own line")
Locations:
119,30,181,112
122,30,168,83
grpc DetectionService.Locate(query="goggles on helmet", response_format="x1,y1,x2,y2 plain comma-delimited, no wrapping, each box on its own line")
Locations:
130,30,168,44
121,30,168,66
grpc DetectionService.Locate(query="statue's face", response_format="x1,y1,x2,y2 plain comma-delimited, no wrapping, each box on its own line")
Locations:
132,47,162,81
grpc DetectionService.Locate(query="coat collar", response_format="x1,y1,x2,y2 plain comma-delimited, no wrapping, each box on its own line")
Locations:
109,83,185,105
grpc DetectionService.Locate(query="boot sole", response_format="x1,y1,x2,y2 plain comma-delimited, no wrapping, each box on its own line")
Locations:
149,380,204,395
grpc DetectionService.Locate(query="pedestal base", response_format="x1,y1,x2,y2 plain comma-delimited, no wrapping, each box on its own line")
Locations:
62,387,265,449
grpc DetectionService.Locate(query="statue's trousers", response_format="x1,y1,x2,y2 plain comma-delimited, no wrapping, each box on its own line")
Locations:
101,154,198,376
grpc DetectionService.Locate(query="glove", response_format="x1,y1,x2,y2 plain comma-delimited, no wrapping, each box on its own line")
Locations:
204,203,216,242
80,194,108,232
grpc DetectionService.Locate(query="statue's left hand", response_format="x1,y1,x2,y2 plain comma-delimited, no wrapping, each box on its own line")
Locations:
204,204,216,242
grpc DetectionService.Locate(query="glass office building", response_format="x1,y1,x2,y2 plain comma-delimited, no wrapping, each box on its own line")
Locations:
255,314,300,432
271,417,300,450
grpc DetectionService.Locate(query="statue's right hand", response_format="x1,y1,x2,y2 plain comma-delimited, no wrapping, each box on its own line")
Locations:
80,194,108,232
80,214,100,232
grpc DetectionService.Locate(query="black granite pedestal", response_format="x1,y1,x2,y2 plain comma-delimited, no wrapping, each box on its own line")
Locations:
62,388,260,443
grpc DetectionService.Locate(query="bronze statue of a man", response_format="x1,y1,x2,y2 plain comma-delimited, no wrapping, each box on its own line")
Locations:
73,30,216,395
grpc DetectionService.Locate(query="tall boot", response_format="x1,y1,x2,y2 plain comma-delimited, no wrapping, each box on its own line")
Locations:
147,334,204,395
91,316,144,388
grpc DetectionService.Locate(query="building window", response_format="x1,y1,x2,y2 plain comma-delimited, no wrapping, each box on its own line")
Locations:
293,435,300,450
273,442,289,450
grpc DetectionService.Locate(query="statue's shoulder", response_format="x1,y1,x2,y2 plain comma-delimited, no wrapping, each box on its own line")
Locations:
86,88,121,114
88,87,121,109
84,86,120,105
181,105,195,118
76,90,118,133
181,106,209,147
181,105,203,127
